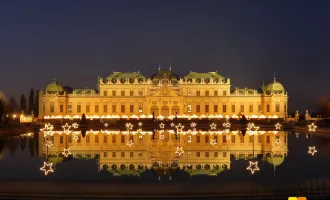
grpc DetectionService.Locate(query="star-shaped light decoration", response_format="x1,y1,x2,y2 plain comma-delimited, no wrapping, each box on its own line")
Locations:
137,128,142,132
223,122,231,128
210,139,217,146
61,148,72,157
104,122,108,128
275,123,281,130
308,123,317,132
226,134,230,141
73,134,79,141
246,161,260,175
247,123,259,135
72,122,79,129
210,123,217,130
308,146,317,156
159,123,165,129
45,140,53,148
175,146,184,156
125,123,133,130
190,122,197,128
40,162,54,176
170,122,175,127
40,123,54,137
159,134,165,140
275,138,281,146
175,123,184,133
126,140,134,147
138,122,143,126
62,123,71,134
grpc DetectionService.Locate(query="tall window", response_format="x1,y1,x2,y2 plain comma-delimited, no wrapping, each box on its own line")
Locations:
196,105,200,113
103,135,108,143
77,105,81,113
249,105,253,113
205,90,209,96
95,105,99,113
103,105,108,113
187,90,191,96
197,135,200,143
222,105,227,112
205,135,209,143
59,105,63,112
138,104,143,113
112,105,116,113
138,90,143,96
276,104,280,112
112,91,116,96
121,91,125,96
103,91,107,96
205,105,209,112
187,104,192,112
121,105,125,113
130,90,134,96
86,105,90,113
223,90,227,96
214,105,218,113
231,105,235,113
240,105,244,112
196,90,200,96
130,105,134,113
267,105,270,112
68,105,72,113
258,105,262,112
214,90,218,96
50,104,54,113
95,135,99,143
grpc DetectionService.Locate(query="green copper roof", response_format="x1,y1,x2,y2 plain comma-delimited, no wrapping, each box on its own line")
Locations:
231,88,258,95
72,88,97,94
46,78,64,93
184,71,224,80
150,69,179,80
107,72,146,80
266,81,285,92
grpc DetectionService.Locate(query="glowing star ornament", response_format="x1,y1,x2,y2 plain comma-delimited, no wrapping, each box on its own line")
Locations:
190,122,197,128
175,123,184,133
175,146,184,156
210,123,217,130
126,140,134,147
308,146,317,156
61,148,72,157
275,138,281,146
40,123,54,137
247,123,259,135
125,123,133,130
104,123,109,128
159,134,165,140
62,123,71,134
159,123,165,129
40,162,54,176
210,139,217,146
45,140,53,148
138,122,143,126
223,122,231,128
72,123,79,129
246,161,260,175
170,123,175,127
308,123,317,132
73,134,79,141
275,123,281,130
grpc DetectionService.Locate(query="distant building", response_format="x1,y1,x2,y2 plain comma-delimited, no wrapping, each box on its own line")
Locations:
39,66,288,119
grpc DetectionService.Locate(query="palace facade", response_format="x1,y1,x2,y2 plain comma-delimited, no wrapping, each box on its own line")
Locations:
39,67,288,119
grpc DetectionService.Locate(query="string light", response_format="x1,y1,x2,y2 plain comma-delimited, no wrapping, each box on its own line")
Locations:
246,161,260,174
190,122,197,128
275,123,281,130
138,122,143,126
45,140,53,148
126,140,134,147
308,146,317,156
210,123,217,130
247,123,259,135
104,123,108,128
40,162,54,175
61,148,72,157
223,122,230,128
62,123,71,134
308,123,317,132
72,123,79,129
175,146,184,156
125,123,134,130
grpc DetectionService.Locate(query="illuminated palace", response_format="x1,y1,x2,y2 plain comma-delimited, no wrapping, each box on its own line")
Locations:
39,66,288,119
39,129,288,176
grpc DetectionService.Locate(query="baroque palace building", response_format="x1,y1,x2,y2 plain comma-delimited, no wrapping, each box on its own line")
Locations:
39,66,288,119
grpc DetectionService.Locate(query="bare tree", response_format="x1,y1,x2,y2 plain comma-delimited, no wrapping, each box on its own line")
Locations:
316,95,330,118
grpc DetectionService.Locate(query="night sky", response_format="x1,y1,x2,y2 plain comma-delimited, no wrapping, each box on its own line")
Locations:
0,0,329,113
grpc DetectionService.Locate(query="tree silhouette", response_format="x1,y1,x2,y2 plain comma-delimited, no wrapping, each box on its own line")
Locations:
28,89,34,114
8,138,19,156
34,90,39,117
0,137,5,154
316,96,330,118
0,99,3,124
7,96,18,113
20,136,27,151
28,137,34,156
20,94,27,114
80,113,87,138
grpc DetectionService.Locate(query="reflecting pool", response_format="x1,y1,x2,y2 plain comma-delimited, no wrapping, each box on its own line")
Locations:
0,119,329,199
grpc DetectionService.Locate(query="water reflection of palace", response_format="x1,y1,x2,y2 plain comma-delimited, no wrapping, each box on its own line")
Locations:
39,130,288,176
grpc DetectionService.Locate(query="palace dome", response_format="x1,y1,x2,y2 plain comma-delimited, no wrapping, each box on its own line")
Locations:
46,78,64,93
266,79,285,94
265,154,285,167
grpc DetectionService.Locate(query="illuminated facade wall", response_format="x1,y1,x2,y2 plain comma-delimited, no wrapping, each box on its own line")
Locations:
39,130,288,171
39,69,288,119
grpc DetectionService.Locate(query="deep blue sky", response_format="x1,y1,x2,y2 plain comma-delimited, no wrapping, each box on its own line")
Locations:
0,0,329,113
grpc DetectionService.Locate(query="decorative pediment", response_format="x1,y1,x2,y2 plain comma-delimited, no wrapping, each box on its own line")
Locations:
150,86,180,97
